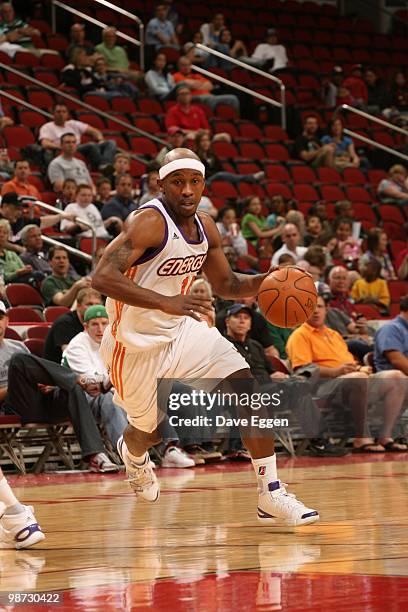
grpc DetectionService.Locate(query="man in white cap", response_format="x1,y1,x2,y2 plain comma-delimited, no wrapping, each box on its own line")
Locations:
93,148,319,526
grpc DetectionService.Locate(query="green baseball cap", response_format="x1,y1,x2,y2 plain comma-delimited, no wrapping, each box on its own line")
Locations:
84,305,108,322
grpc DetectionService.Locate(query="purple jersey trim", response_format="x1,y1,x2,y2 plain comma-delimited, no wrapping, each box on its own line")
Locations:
158,197,206,245
132,205,169,266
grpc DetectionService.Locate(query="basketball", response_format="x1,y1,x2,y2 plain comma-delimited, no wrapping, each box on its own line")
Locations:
258,266,318,328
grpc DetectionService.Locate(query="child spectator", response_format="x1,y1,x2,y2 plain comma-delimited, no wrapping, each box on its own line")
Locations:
304,214,323,246
95,178,112,210
333,217,362,266
139,170,160,206
241,195,284,252
351,259,390,315
359,228,396,281
60,184,110,239
321,118,360,171
59,178,77,208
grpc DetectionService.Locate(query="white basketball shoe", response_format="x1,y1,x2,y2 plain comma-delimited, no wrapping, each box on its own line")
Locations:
257,480,319,527
0,506,45,549
117,436,160,502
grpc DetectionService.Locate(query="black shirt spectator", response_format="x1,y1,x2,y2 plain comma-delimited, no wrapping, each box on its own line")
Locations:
226,334,273,384
101,174,138,222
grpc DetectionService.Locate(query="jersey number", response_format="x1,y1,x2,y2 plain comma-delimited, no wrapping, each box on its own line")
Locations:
180,276,196,295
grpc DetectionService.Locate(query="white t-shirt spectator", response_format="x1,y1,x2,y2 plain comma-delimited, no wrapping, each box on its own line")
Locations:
47,156,92,186
251,43,288,71
61,202,109,239
62,331,110,388
39,120,89,147
271,244,307,266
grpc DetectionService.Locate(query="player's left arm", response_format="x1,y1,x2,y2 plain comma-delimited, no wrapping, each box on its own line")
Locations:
200,214,269,298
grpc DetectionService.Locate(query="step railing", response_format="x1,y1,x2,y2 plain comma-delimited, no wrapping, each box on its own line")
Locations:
194,43,286,129
51,0,145,70
335,104,408,163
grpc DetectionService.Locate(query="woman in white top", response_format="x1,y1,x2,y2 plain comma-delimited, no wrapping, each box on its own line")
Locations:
60,183,112,239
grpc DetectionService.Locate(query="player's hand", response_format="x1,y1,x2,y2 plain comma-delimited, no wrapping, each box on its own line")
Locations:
161,294,213,322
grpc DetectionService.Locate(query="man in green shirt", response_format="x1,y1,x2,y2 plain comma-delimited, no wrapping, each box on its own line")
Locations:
95,27,141,81
41,246,92,307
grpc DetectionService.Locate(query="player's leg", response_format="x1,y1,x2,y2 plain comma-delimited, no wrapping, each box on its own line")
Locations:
0,467,45,549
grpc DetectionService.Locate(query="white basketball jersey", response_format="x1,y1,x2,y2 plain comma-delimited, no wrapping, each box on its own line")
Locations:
105,198,209,352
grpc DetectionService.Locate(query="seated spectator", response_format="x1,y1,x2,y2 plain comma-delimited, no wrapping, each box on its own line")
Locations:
216,206,258,269
195,130,264,186
183,31,209,66
377,164,408,206
101,174,138,224
47,133,94,193
59,178,77,208
315,232,338,267
342,64,368,108
208,28,249,70
20,224,51,276
138,170,160,206
351,258,390,315
0,2,42,58
62,304,128,449
0,219,40,285
65,22,96,63
41,245,92,307
249,28,288,72
293,115,336,167
0,304,119,472
374,295,408,374
0,98,13,132
172,56,240,113
95,27,141,81
304,214,323,247
189,279,215,327
359,228,396,281
0,148,13,180
328,265,359,319
265,195,287,229
165,85,211,139
197,195,217,218
156,127,186,165
61,184,111,239
145,52,176,100
95,178,112,209
321,118,360,171
61,48,102,97
303,245,327,281
386,70,408,122
286,210,306,242
271,223,307,266
322,65,344,108
145,3,179,52
103,153,132,189
200,13,225,47
308,201,331,233
286,293,407,452
93,56,139,100
333,217,362,265
44,287,102,363
364,67,391,112
1,160,41,199
334,199,354,220
242,196,285,252
40,104,117,172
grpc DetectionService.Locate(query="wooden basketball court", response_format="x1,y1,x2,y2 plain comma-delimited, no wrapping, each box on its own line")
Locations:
2,454,407,611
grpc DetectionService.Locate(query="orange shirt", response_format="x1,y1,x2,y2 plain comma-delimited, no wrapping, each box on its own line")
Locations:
2,178,41,200
286,322,354,369
172,71,211,97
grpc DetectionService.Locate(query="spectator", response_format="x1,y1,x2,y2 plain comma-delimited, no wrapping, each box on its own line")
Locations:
60,184,111,239
315,232,337,267
101,174,138,224
59,178,77,208
189,279,215,327
333,217,362,265
208,28,249,70
95,27,141,81
156,127,186,165
200,13,225,47
62,304,128,448
303,245,327,281
388,71,408,120
342,64,368,108
138,170,160,206
145,52,176,100
286,210,306,241
334,199,354,219
216,206,249,258
265,195,287,229
359,228,396,281
286,294,406,452
364,67,391,112
321,118,360,171
41,245,92,307
0,2,41,57
145,3,179,51
172,56,240,113
374,295,408,375
271,223,307,266
65,23,95,63
44,287,102,363
195,130,264,186
293,115,336,167
397,249,408,281
95,177,112,209
197,195,218,218
241,195,284,252
0,148,14,179
309,201,331,232
61,48,102,97
19,224,51,276
249,28,288,72
39,104,117,172
103,153,132,189
1,160,41,199
328,265,358,318
0,304,119,473
93,56,139,100
0,218,38,284
304,214,323,247
183,31,209,66
47,133,94,193
165,85,210,138
0,99,13,131
351,258,390,315
377,164,408,206
322,65,344,108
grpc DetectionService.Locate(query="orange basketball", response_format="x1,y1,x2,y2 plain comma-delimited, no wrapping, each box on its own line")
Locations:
258,266,317,328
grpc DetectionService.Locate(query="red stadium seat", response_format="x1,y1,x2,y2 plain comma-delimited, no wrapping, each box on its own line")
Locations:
238,142,265,160
352,203,377,224
83,95,111,111
210,181,238,199
111,97,137,114
79,238,109,255
293,184,319,202
19,110,46,129
40,53,65,70
345,187,372,203
238,123,263,140
377,205,405,225
214,104,238,120
5,284,43,307
24,338,45,357
342,168,367,185
236,162,260,174
129,137,158,157
320,185,346,202
265,182,293,199
5,327,22,341
3,126,35,147
26,326,50,339
6,307,43,323
76,113,106,130
317,167,342,183
27,90,55,108
389,240,406,262
352,304,381,319
265,164,291,182
212,120,239,139
388,280,407,303
134,117,161,134
263,126,289,141
265,144,289,161
44,306,70,323
138,99,163,115
212,141,239,159
291,166,316,183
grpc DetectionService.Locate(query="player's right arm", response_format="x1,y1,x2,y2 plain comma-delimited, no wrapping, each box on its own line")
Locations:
92,209,212,320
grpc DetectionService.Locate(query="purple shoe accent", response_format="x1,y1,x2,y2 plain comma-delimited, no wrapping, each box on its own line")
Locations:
301,511,319,519
257,507,276,519
268,481,280,492
15,523,42,543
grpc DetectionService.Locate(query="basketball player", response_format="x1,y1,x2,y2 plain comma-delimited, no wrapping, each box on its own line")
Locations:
0,467,44,548
93,149,319,526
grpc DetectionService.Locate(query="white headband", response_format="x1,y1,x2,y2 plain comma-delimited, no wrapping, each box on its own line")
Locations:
159,159,205,180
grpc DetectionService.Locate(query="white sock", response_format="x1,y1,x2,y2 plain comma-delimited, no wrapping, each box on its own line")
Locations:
122,439,147,465
251,455,278,488
0,477,24,515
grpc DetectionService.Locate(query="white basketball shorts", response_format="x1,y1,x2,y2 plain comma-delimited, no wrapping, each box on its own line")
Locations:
99,317,249,432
